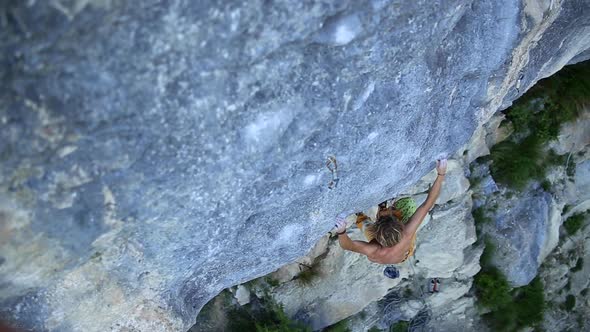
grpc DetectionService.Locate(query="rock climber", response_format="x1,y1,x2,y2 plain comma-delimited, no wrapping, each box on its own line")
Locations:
333,159,447,265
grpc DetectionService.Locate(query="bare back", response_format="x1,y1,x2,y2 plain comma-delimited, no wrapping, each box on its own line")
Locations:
336,159,447,264
367,228,416,264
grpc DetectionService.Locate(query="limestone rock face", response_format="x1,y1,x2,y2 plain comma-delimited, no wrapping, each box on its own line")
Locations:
414,194,477,278
459,113,512,164
269,230,405,330
269,165,476,330
539,215,590,332
234,285,251,306
482,190,557,286
1,0,590,331
403,160,470,205
549,108,590,155
575,160,590,202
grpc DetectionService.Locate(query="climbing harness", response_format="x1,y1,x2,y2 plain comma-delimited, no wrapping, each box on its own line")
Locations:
326,155,339,189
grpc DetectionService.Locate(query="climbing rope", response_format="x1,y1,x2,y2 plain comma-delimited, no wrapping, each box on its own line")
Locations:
379,291,404,327
408,309,431,332
406,255,433,332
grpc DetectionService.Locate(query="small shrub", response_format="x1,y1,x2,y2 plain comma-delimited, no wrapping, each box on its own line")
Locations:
482,304,518,331
564,295,576,312
566,159,576,177
469,176,483,188
475,239,546,330
505,103,532,133
490,135,545,190
478,277,546,331
506,61,590,144
512,277,545,327
563,212,587,236
540,180,551,192
227,296,310,332
473,206,492,230
323,321,350,332
546,149,567,166
474,267,512,310
571,258,584,273
296,261,322,285
479,237,496,269
243,279,259,291
389,321,409,332
265,277,280,288
492,61,590,190
403,288,413,297
581,288,589,296
368,328,381,332
563,204,572,214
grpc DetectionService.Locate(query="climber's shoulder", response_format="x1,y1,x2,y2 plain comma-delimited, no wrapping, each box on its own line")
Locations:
370,243,408,264
351,241,407,264
346,239,380,257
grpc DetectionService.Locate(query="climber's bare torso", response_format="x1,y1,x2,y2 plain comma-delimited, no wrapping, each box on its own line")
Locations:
341,207,429,264
334,159,447,264
364,236,413,264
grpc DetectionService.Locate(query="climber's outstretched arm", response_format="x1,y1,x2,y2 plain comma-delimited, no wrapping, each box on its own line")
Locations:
403,159,447,238
338,233,379,256
333,216,379,257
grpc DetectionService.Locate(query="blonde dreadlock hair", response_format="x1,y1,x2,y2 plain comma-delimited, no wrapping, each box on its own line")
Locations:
366,215,404,247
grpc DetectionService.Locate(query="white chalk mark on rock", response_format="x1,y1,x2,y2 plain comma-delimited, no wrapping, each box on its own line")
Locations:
314,14,363,46
304,175,318,186
354,81,375,110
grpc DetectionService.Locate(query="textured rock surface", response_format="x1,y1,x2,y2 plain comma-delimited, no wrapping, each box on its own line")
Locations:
234,285,250,306
549,108,590,155
538,128,590,332
270,235,330,283
458,113,512,164
471,110,590,288
480,189,558,286
575,160,590,201
539,214,590,332
1,0,590,330
402,160,470,205
269,227,406,330
267,161,477,330
414,194,477,278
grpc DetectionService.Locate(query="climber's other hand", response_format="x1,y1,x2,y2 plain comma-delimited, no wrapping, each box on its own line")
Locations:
333,217,347,234
436,158,448,175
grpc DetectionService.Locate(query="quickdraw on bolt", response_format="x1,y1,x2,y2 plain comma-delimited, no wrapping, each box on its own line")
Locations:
326,155,339,189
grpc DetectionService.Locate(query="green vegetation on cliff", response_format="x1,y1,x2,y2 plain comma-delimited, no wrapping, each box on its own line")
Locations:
228,297,310,332
563,211,588,236
491,61,590,190
474,240,546,331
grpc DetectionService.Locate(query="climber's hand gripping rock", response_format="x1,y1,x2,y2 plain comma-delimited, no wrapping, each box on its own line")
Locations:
333,216,347,234
436,158,447,175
